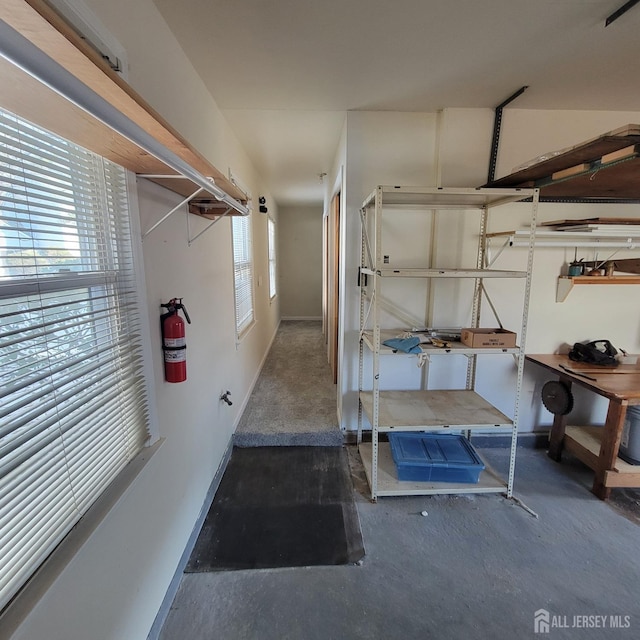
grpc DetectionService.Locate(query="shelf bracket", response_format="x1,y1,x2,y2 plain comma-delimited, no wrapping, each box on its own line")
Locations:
140,169,248,241
487,86,529,183
142,186,205,239
485,236,511,268
188,206,233,245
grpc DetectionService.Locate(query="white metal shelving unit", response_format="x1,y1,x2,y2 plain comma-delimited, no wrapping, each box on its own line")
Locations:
357,186,539,501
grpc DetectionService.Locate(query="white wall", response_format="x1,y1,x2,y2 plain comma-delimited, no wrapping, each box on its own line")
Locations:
278,205,323,319
339,111,439,431
443,108,640,430
10,2,279,639
337,107,640,434
495,109,640,182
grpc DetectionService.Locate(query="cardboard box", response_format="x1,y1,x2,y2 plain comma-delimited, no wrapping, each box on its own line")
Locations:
460,328,516,348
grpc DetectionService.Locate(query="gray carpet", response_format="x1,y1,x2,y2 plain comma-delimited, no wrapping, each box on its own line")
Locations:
234,321,343,446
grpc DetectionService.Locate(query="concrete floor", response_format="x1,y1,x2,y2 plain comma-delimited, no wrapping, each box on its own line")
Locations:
158,322,640,639
159,452,640,640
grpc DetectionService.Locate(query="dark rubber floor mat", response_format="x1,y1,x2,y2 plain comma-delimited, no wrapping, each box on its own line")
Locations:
185,446,364,571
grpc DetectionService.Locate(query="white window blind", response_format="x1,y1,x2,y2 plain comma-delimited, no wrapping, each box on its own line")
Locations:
231,213,254,336
268,217,276,299
0,108,150,611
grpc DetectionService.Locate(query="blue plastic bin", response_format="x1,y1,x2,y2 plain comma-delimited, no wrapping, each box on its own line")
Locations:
388,433,485,483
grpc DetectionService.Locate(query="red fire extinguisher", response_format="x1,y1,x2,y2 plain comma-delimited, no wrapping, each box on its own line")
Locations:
160,298,191,383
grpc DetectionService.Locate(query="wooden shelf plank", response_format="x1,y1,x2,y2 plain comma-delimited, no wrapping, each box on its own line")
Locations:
557,275,640,302
537,156,640,199
485,124,640,197
359,390,513,430
1,0,246,206
564,426,640,487
561,275,640,285
359,442,507,496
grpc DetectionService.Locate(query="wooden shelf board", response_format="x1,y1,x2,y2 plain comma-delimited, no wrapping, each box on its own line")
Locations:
539,217,640,228
564,426,640,487
359,390,513,430
561,275,640,285
557,275,640,302
188,201,244,218
539,157,640,199
564,426,601,471
565,425,638,473
359,442,507,496
1,0,247,205
485,124,640,198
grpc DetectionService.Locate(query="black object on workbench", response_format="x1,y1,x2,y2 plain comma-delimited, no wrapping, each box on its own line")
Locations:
569,340,620,367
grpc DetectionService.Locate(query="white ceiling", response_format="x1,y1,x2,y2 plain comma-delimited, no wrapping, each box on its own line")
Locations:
153,0,640,206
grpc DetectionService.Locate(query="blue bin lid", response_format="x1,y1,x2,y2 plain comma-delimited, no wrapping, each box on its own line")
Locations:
389,433,485,470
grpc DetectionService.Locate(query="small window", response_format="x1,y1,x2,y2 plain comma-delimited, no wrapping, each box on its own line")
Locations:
231,213,254,337
268,217,276,300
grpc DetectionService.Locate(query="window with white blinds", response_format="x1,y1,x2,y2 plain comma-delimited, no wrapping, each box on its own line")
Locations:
231,213,254,336
0,107,150,611
268,217,276,300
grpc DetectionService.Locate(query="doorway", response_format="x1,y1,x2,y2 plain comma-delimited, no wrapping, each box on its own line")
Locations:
324,192,340,384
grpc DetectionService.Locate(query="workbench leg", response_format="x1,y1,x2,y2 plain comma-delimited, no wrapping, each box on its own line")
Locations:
547,413,568,461
592,401,627,501
547,378,572,462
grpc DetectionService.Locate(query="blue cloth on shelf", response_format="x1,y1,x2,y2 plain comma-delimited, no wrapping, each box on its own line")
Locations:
382,336,422,354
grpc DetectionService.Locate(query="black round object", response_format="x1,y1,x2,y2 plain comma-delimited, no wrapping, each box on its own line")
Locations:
541,380,574,415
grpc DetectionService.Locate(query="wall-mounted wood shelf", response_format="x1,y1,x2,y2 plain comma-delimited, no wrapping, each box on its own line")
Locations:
485,124,640,200
0,0,247,216
557,275,640,302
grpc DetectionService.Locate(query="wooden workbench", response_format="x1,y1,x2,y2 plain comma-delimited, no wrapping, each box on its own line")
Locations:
526,354,640,500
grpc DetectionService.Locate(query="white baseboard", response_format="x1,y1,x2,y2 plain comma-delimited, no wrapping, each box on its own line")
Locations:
281,316,322,321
